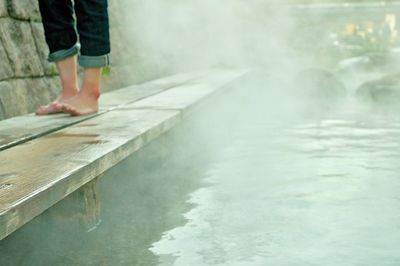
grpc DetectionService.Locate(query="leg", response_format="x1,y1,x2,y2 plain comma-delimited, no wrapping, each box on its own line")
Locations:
74,0,110,58
38,0,77,54
59,0,110,116
36,0,80,115
36,55,79,115
60,67,101,116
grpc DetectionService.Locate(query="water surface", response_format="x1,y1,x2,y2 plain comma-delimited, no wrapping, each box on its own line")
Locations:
151,93,400,266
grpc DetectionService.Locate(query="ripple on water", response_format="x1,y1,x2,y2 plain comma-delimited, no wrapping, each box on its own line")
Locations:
151,114,400,266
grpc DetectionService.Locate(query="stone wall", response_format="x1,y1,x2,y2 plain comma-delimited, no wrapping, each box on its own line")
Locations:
0,1,141,120
0,0,62,119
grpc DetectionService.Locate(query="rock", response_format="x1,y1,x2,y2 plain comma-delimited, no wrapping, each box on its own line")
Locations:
336,56,372,73
0,41,13,80
0,77,59,119
0,80,29,119
0,81,11,119
294,68,346,101
0,18,44,77
25,78,58,111
43,76,61,97
30,22,57,75
355,73,400,104
0,0,7,17
26,76,60,113
7,0,41,21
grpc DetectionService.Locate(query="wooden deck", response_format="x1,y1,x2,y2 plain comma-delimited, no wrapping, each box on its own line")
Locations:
0,68,249,241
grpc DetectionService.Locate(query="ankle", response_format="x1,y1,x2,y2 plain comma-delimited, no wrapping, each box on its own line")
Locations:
61,84,78,98
61,90,78,98
79,86,101,99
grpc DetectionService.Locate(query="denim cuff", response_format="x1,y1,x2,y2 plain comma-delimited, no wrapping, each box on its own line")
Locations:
47,43,80,62
78,54,110,68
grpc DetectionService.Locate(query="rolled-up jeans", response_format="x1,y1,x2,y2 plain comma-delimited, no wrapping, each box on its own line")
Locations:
38,0,110,68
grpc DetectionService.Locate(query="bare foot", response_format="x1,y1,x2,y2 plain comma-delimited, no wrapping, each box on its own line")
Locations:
35,93,77,115
59,92,99,116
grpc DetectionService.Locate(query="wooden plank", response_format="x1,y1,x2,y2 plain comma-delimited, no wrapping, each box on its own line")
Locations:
0,68,249,241
0,70,208,152
99,70,212,110
0,109,180,240
127,69,249,112
77,178,101,232
44,177,102,233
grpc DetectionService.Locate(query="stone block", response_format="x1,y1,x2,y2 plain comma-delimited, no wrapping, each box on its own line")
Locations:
7,0,41,21
30,22,58,75
356,73,400,104
0,81,11,119
26,77,60,113
0,41,13,80
0,0,7,17
0,80,29,119
42,76,60,100
0,77,59,120
0,18,44,77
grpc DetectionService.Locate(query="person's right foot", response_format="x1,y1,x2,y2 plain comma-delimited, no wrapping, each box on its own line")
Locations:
58,90,100,116
35,93,77,115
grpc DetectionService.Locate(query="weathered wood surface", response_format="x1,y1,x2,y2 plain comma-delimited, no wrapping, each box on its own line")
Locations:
0,70,209,152
0,69,249,240
99,70,212,110
129,69,249,114
44,177,101,233
77,177,101,232
0,109,180,241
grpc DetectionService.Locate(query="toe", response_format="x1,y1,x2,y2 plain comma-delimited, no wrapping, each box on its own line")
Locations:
61,104,78,115
36,103,63,115
54,102,63,110
36,106,49,115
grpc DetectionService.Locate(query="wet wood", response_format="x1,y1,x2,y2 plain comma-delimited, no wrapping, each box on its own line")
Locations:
0,109,180,241
45,177,101,233
0,70,208,151
78,178,101,232
0,68,249,241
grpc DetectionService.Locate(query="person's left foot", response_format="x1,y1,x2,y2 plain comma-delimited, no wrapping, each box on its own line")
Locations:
58,92,99,116
35,94,76,115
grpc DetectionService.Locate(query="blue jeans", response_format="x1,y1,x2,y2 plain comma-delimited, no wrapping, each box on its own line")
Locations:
38,0,110,67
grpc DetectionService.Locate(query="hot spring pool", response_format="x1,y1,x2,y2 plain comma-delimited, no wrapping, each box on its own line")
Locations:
1,73,400,266
152,116,400,266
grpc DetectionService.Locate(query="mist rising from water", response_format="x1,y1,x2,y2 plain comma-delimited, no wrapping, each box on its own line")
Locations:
114,0,310,79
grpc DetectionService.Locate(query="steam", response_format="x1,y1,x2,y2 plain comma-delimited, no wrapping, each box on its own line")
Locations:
114,0,305,78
